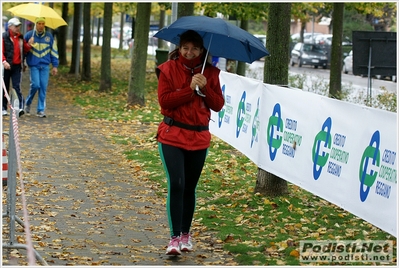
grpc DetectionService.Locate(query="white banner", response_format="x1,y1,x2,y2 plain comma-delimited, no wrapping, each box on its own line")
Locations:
209,74,263,164
210,71,397,236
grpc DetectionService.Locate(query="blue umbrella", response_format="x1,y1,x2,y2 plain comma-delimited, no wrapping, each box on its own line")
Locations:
154,15,270,64
154,16,269,96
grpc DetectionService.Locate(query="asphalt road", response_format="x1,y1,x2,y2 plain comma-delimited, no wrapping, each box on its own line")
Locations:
246,60,397,94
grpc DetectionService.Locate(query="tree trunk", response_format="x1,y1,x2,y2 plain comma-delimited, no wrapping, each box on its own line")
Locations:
158,7,166,48
264,4,290,86
300,20,306,43
99,3,113,92
119,12,124,50
178,3,194,18
236,19,248,76
91,16,95,44
329,3,344,99
48,3,54,36
255,168,289,197
96,17,102,46
69,3,82,74
58,2,69,66
127,3,151,106
255,3,291,197
82,3,91,81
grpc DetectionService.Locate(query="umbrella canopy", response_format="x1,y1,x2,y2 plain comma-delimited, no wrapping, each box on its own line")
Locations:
154,16,269,64
7,3,67,29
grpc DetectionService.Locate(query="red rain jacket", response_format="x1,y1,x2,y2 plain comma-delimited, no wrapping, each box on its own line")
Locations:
156,53,224,151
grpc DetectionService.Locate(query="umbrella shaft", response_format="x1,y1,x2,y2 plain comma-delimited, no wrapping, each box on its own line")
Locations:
201,34,213,74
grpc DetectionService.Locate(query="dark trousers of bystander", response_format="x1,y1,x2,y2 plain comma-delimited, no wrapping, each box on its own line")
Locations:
2,64,24,111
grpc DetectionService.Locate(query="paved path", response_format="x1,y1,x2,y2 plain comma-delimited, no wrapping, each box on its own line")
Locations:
2,74,236,266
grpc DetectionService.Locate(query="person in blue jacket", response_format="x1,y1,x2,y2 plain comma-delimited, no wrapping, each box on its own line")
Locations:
24,17,59,118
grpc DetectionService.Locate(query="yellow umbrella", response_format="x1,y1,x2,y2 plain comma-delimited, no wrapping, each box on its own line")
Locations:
7,3,67,29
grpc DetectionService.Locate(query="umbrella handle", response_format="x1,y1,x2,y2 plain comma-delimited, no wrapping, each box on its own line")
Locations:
31,24,36,40
195,85,206,97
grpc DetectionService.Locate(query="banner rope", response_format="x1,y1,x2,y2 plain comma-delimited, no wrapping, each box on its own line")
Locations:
2,80,36,266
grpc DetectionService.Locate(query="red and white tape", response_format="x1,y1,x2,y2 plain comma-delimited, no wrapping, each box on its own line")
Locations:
2,80,36,265
2,134,7,186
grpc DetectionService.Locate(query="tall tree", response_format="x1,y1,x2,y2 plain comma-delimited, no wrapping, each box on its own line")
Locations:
157,4,169,49
48,2,55,36
96,17,102,46
201,2,269,76
326,2,390,99
91,15,95,44
329,3,344,99
58,3,69,66
119,12,125,50
291,3,324,43
82,2,91,81
178,2,194,18
99,2,113,92
127,3,151,106
255,3,291,197
236,19,249,76
69,3,82,74
114,3,136,50
90,3,104,47
349,2,397,31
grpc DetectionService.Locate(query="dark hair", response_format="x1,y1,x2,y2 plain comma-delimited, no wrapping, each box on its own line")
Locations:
168,30,205,60
179,30,203,48
168,30,212,66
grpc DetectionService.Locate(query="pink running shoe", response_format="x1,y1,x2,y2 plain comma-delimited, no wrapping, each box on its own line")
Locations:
166,236,181,255
180,233,193,252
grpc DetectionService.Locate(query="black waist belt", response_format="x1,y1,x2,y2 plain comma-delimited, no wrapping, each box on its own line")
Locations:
163,116,209,132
